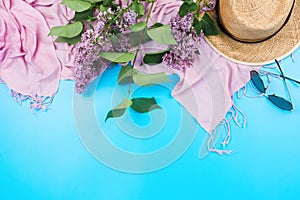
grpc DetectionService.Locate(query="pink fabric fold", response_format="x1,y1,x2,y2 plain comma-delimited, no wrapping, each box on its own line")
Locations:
0,0,74,101
133,0,253,132
171,41,251,132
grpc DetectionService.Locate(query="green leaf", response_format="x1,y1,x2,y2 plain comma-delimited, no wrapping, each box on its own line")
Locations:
61,0,92,12
179,2,198,17
149,23,164,29
105,98,132,121
99,52,135,63
99,4,106,12
109,34,119,45
133,72,171,86
105,109,126,122
103,0,112,7
143,51,169,65
87,0,103,2
146,25,177,45
73,9,95,21
55,35,81,44
129,30,152,47
130,1,145,18
129,21,147,32
48,22,83,38
130,97,161,113
189,2,198,12
193,17,202,35
117,65,138,84
179,2,189,17
198,13,220,36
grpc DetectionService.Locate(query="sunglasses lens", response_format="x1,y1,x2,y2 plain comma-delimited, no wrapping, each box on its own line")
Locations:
250,70,266,93
268,94,293,111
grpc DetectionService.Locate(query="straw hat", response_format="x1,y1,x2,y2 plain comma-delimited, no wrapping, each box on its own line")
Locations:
205,0,300,65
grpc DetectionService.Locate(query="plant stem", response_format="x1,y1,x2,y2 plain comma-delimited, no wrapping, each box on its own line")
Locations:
146,1,155,25
126,1,156,97
126,48,139,96
113,7,129,22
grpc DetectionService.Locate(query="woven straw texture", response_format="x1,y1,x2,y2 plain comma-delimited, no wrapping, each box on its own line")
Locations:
206,0,300,65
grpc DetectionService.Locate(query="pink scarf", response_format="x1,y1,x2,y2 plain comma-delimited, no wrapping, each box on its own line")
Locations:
132,0,253,154
116,0,252,133
0,0,74,109
1,0,254,153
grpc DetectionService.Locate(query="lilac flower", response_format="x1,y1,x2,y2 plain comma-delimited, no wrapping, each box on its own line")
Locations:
112,10,137,52
74,9,138,94
74,14,111,94
199,0,216,12
163,13,203,70
170,12,194,33
94,13,107,36
115,10,138,33
123,10,138,26
74,35,110,94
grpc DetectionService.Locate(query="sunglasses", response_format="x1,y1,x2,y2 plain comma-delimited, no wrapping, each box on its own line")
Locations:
250,59,297,111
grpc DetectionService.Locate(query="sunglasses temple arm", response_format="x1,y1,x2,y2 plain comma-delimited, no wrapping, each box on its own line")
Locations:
259,69,300,85
280,76,300,85
275,59,294,106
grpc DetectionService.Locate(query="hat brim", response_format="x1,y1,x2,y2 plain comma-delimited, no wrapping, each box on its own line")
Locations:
205,0,300,66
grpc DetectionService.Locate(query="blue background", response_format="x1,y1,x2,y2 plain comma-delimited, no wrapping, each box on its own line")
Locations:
1,47,300,199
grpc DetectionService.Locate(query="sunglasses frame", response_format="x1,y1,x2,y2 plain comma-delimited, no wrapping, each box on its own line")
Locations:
250,59,294,111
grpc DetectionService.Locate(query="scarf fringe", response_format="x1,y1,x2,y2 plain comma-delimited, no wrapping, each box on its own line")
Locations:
10,90,53,111
207,52,296,156
207,101,247,155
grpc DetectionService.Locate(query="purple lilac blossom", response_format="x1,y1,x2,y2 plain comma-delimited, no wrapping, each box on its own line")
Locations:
115,10,138,33
74,9,138,94
113,10,138,52
74,28,111,94
123,10,138,29
199,0,216,12
163,13,203,70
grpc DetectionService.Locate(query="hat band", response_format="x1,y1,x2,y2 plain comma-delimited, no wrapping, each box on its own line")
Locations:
216,0,296,43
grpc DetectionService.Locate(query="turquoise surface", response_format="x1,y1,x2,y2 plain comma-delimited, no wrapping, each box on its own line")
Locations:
1,48,300,199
